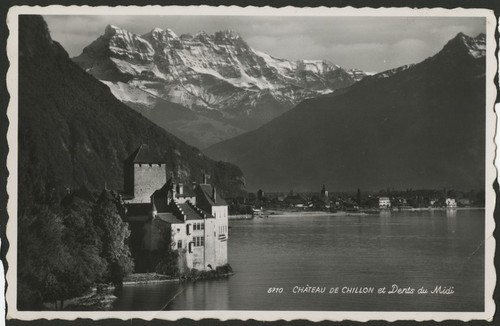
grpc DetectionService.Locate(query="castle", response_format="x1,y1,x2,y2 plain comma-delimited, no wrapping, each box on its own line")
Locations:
122,144,228,273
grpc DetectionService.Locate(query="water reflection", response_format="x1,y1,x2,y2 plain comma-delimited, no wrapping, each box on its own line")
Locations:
172,279,230,310
379,210,391,219
446,209,457,234
446,208,457,218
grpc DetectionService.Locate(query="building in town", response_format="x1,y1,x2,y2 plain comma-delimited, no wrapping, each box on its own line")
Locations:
379,197,391,209
445,198,457,208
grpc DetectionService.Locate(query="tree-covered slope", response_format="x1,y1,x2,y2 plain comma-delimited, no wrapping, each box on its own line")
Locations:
18,15,245,208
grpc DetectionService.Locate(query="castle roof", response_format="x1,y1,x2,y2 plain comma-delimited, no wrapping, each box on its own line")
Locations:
153,180,172,197
178,203,212,220
197,184,227,206
153,178,195,200
125,144,166,164
156,212,183,224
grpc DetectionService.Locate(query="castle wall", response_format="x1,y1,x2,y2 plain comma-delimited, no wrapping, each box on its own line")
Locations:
191,223,205,270
170,222,190,272
170,220,210,271
204,218,217,270
130,163,167,203
211,206,229,267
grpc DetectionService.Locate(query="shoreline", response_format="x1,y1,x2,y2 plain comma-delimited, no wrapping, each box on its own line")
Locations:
229,207,485,219
122,279,179,285
122,273,178,285
266,211,368,217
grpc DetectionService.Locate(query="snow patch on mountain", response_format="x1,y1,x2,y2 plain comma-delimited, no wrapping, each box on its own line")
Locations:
371,64,414,80
465,33,486,58
347,68,375,81
102,80,158,108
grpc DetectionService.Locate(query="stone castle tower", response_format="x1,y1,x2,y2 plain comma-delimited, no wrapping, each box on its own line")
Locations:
124,144,167,203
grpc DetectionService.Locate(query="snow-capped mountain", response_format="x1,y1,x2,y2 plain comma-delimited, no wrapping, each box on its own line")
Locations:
73,25,358,146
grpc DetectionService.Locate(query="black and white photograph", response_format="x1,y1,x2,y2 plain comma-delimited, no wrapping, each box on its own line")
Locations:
4,5,497,321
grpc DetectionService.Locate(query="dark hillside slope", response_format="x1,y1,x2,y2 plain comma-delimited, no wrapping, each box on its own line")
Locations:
206,33,486,191
18,15,245,208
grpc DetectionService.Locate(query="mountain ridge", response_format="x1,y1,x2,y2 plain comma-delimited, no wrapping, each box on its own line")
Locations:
205,32,486,192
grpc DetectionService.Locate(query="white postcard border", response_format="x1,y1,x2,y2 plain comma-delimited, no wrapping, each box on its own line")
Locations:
5,5,498,322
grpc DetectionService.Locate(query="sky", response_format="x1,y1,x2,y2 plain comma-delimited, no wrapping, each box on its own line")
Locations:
43,15,485,73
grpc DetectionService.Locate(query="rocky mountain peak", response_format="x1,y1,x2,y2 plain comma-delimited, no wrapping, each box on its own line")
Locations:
441,32,486,59
216,29,241,39
19,15,67,60
104,24,122,37
214,29,246,45
296,60,340,74
146,27,179,41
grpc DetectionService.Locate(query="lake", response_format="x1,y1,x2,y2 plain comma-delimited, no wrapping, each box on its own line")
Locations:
112,209,485,311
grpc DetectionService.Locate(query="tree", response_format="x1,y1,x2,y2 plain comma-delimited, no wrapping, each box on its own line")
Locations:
18,201,110,310
61,201,107,300
18,205,71,309
92,192,134,285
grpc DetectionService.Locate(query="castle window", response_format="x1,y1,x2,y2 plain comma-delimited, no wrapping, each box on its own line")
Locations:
201,223,204,230
193,222,204,231
177,240,182,249
193,236,204,247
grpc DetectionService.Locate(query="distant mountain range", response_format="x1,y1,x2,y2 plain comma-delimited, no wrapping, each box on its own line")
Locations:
18,15,246,208
206,33,486,192
73,25,366,148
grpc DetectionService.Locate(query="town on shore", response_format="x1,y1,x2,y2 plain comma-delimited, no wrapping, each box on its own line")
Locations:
227,186,485,217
